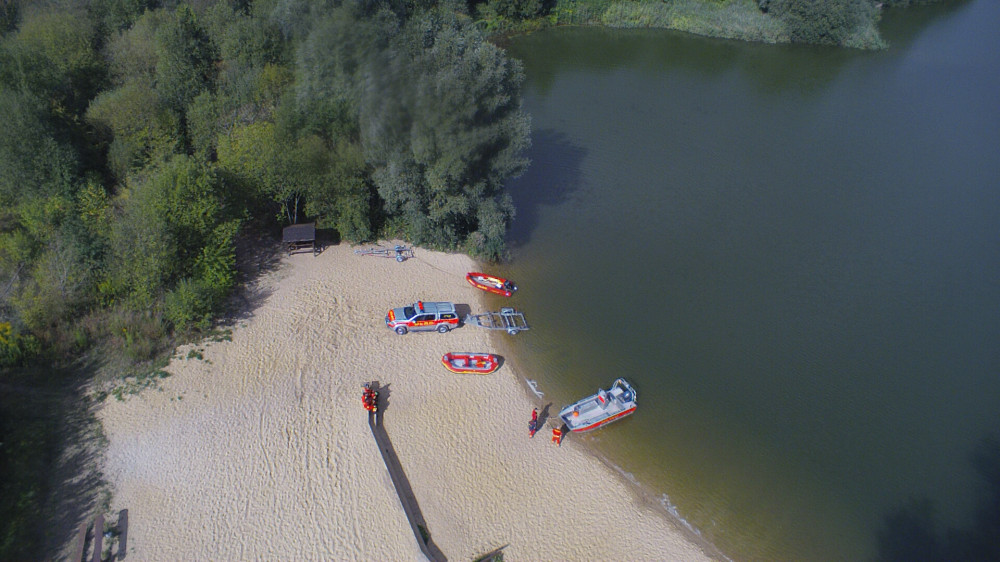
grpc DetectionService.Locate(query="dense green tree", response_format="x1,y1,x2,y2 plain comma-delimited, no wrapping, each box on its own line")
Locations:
9,227,94,333
105,8,171,85
216,121,286,214
89,0,160,35
9,7,105,112
481,0,544,22
201,1,291,124
185,90,223,157
292,6,385,139
292,5,528,256
0,320,40,366
165,218,239,332
216,113,373,239
193,218,240,299
264,0,336,40
86,79,181,180
0,0,18,35
101,155,237,308
0,89,77,206
204,2,286,70
880,0,950,6
358,7,529,257
100,181,173,308
304,140,373,242
154,5,216,115
76,177,113,237
0,35,62,98
769,0,881,46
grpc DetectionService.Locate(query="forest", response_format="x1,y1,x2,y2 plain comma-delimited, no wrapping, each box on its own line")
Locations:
0,0,952,557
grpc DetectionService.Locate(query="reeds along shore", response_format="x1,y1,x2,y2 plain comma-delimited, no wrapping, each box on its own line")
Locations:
492,0,889,50
94,242,715,561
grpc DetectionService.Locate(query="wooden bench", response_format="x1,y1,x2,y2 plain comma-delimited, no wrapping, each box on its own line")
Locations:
116,509,128,559
69,520,88,562
69,509,127,561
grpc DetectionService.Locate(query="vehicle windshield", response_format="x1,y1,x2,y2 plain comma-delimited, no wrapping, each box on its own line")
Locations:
403,307,416,319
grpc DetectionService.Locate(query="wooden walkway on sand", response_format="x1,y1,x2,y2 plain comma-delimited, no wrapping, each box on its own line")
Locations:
366,381,447,562
68,509,128,561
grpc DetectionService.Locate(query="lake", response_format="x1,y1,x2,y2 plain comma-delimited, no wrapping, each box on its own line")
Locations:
499,2,1000,560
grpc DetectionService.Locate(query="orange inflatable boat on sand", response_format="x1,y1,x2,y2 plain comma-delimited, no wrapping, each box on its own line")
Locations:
441,352,500,374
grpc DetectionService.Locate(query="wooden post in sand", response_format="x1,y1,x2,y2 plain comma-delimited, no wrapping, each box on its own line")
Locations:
116,509,128,559
91,513,104,562
69,520,89,562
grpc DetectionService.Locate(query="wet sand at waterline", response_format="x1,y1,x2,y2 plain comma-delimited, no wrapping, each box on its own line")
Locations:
95,242,714,560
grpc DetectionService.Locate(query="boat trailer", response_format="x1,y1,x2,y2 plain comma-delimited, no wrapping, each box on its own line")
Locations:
354,244,415,262
465,307,530,335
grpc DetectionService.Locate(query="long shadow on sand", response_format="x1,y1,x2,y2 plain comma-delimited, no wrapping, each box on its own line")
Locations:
34,374,110,560
536,402,553,432
225,232,286,324
368,385,447,562
377,383,392,415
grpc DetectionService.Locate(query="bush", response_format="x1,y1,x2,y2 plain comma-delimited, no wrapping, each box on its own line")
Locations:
0,322,41,367
489,0,545,20
769,0,884,48
106,309,168,361
164,278,214,333
193,220,240,300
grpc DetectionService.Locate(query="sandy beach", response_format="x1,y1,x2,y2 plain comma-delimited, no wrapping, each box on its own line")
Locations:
95,242,715,561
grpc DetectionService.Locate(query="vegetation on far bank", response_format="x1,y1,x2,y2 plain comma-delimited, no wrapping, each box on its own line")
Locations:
475,0,954,49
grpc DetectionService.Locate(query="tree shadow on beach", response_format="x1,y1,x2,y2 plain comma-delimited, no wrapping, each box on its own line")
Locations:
504,129,585,248
225,231,284,324
314,227,340,255
875,433,1000,562
36,375,111,560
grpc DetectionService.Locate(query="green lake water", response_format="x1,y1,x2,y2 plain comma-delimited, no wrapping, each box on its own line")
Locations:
498,2,1000,560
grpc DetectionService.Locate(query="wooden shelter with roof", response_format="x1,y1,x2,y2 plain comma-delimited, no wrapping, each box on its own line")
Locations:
282,222,318,256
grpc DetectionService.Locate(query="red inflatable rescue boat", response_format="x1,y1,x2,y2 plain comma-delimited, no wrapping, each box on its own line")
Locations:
466,272,517,297
441,352,500,375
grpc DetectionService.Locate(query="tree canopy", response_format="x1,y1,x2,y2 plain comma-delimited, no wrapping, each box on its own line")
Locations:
0,0,530,366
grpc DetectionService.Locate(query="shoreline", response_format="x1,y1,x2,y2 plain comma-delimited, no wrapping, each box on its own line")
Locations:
492,0,890,50
497,335,732,562
93,242,718,560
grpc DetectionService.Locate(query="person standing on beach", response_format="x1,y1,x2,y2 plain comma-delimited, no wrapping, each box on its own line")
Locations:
529,408,538,437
